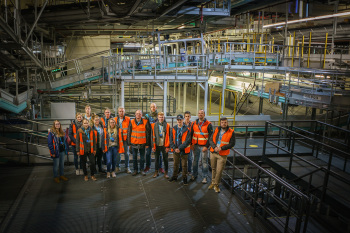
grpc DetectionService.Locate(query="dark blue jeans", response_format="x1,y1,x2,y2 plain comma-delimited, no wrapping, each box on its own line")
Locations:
146,146,163,168
106,146,118,172
72,146,81,169
53,151,65,178
132,147,145,172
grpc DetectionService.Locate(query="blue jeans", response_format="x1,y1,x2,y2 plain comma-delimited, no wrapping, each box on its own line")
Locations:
53,151,65,178
72,146,81,170
180,150,193,173
193,145,209,178
106,146,118,172
132,147,145,172
146,146,163,168
116,141,130,168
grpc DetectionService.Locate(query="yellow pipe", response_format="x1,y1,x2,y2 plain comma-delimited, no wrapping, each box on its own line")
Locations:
289,34,291,57
117,48,119,54
307,32,312,68
121,48,123,55
292,31,295,67
218,38,221,53
323,33,328,69
301,35,304,58
227,38,229,52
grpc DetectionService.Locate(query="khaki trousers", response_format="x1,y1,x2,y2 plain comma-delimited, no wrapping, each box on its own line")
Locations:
172,152,188,178
210,152,227,185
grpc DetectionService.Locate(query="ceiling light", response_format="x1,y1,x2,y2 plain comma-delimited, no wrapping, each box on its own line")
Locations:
177,25,185,29
263,11,350,28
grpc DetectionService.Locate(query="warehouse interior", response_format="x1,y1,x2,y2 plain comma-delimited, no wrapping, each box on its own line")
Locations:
1,0,350,232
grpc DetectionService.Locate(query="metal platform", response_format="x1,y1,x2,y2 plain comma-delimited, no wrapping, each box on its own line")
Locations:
0,165,269,233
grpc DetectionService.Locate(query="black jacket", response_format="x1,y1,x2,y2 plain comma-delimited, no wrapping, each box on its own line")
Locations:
209,126,236,151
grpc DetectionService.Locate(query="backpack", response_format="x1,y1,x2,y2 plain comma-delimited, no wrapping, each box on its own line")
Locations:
65,127,72,145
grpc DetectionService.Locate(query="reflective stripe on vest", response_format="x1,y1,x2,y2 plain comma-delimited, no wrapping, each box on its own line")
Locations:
103,128,108,152
114,116,130,141
192,120,211,146
210,128,234,156
131,119,147,145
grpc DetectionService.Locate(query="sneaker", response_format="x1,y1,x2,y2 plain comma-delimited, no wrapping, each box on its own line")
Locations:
107,172,111,178
141,171,146,176
126,168,132,174
208,183,215,190
54,177,60,183
190,175,197,181
153,171,159,178
164,171,169,179
144,166,150,172
132,171,138,176
202,177,207,184
214,185,220,193
59,176,68,181
169,177,177,182
159,168,165,174
115,167,120,173
79,169,84,175
111,172,116,178
84,176,89,181
76,169,80,175
183,177,188,186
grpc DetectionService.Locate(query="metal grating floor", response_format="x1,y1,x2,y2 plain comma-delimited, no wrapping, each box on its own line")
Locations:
2,164,269,233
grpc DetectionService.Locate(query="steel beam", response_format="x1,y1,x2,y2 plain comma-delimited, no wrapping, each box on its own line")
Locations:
24,0,48,45
204,81,208,114
163,81,167,116
221,73,227,115
120,81,125,107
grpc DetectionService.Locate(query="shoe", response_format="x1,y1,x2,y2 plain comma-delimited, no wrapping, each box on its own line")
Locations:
59,176,68,181
79,169,84,175
76,169,80,175
169,177,177,182
190,175,197,181
54,177,60,183
115,167,120,173
112,172,116,178
159,168,165,174
107,172,111,178
202,177,207,184
188,172,192,176
214,185,220,193
141,171,146,176
164,171,169,179
144,166,150,172
126,168,132,174
153,171,159,178
132,171,138,176
84,176,88,181
208,183,215,190
183,177,188,186
91,176,97,181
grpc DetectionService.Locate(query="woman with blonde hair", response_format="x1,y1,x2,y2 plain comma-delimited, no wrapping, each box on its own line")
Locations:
48,120,69,183
69,112,84,175
102,118,124,178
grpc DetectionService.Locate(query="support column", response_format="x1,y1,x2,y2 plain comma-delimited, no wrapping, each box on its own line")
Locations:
311,107,316,120
177,82,181,110
197,83,200,113
15,70,19,104
204,81,208,113
183,83,187,112
258,97,264,114
120,81,125,107
27,68,30,99
221,73,227,115
163,81,168,116
173,82,176,100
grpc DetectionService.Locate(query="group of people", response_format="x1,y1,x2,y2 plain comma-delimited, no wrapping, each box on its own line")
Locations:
48,103,235,193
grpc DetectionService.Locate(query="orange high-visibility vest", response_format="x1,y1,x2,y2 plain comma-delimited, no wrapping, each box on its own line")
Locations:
49,137,55,157
101,117,111,128
71,124,77,146
79,130,97,155
192,120,211,145
118,127,125,154
114,116,130,141
103,128,108,153
151,122,170,150
130,119,147,145
172,127,190,154
210,128,234,156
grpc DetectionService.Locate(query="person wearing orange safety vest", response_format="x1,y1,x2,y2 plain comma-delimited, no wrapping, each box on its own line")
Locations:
69,112,83,175
208,117,235,193
91,115,106,174
127,109,151,176
76,119,97,181
101,118,124,178
151,112,170,179
114,107,131,174
179,111,194,175
100,108,113,128
169,114,192,185
48,120,69,184
191,109,213,184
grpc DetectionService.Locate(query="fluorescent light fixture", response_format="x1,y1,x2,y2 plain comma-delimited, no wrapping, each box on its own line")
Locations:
177,25,185,29
263,11,350,28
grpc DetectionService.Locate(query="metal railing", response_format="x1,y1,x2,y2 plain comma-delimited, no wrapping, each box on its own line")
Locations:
222,148,310,233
